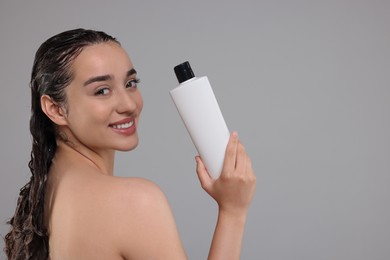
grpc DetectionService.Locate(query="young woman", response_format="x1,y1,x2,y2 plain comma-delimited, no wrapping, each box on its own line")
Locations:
5,28,256,259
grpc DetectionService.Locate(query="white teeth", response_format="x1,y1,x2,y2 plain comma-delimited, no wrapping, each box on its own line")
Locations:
112,121,134,129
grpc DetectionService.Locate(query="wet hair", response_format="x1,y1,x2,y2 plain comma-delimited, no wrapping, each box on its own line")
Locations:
4,28,119,259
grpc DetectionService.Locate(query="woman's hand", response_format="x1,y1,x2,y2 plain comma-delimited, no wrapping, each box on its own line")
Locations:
195,132,256,216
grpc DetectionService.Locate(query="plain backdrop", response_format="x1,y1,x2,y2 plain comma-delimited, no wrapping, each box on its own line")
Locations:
1,0,389,259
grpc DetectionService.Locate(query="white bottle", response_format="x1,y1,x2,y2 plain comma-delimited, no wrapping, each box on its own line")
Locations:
170,61,230,179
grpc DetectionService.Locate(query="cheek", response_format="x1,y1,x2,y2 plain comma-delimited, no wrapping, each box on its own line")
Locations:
67,99,111,128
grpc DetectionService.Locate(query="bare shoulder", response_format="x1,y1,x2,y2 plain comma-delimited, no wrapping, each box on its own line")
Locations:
99,176,187,259
75,175,168,218
111,176,165,202
104,176,170,218
46,150,186,258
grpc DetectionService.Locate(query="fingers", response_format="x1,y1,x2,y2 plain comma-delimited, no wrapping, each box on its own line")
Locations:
195,156,212,190
222,132,253,178
222,132,239,173
235,142,247,174
247,157,256,182
195,132,256,213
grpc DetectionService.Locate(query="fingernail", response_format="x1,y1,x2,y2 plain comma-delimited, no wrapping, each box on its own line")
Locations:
232,131,238,139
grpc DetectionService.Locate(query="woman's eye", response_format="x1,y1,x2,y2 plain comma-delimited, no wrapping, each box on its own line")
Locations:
126,78,140,89
95,88,110,96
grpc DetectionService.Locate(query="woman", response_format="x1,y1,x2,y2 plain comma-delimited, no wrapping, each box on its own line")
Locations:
5,28,256,259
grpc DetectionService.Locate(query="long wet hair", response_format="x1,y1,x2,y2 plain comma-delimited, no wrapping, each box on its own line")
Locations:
4,28,119,260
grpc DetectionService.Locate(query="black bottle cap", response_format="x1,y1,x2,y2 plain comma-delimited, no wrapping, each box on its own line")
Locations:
174,61,195,83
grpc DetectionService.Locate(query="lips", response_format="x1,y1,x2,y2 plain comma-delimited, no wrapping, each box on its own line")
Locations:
109,117,136,136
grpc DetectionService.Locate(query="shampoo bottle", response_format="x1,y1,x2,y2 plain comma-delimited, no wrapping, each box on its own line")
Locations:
170,61,230,179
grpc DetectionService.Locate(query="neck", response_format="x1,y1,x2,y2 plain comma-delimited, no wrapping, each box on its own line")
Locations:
56,137,115,176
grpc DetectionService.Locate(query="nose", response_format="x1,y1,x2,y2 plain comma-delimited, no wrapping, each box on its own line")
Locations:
115,88,137,114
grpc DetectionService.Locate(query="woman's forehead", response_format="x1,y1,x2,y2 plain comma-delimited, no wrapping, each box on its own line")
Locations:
71,42,133,79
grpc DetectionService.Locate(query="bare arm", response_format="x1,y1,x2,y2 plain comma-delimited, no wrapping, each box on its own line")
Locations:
196,132,256,260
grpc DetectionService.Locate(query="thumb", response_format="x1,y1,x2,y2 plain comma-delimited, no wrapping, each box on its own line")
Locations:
195,156,212,190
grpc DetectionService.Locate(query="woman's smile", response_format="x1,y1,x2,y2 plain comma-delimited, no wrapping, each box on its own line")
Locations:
109,117,136,136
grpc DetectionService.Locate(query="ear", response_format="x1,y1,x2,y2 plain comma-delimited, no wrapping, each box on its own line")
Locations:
40,95,68,126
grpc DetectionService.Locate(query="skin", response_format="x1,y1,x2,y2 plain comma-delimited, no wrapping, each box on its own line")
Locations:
41,42,256,259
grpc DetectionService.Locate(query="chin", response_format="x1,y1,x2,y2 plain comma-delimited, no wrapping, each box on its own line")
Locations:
118,139,139,152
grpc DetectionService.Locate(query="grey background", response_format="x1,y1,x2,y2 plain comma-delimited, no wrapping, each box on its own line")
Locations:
1,0,389,259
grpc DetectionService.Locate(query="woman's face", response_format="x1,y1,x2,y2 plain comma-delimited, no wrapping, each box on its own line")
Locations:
62,42,143,152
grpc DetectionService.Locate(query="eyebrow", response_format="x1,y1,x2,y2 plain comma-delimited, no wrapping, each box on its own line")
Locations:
83,68,137,86
127,68,137,77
